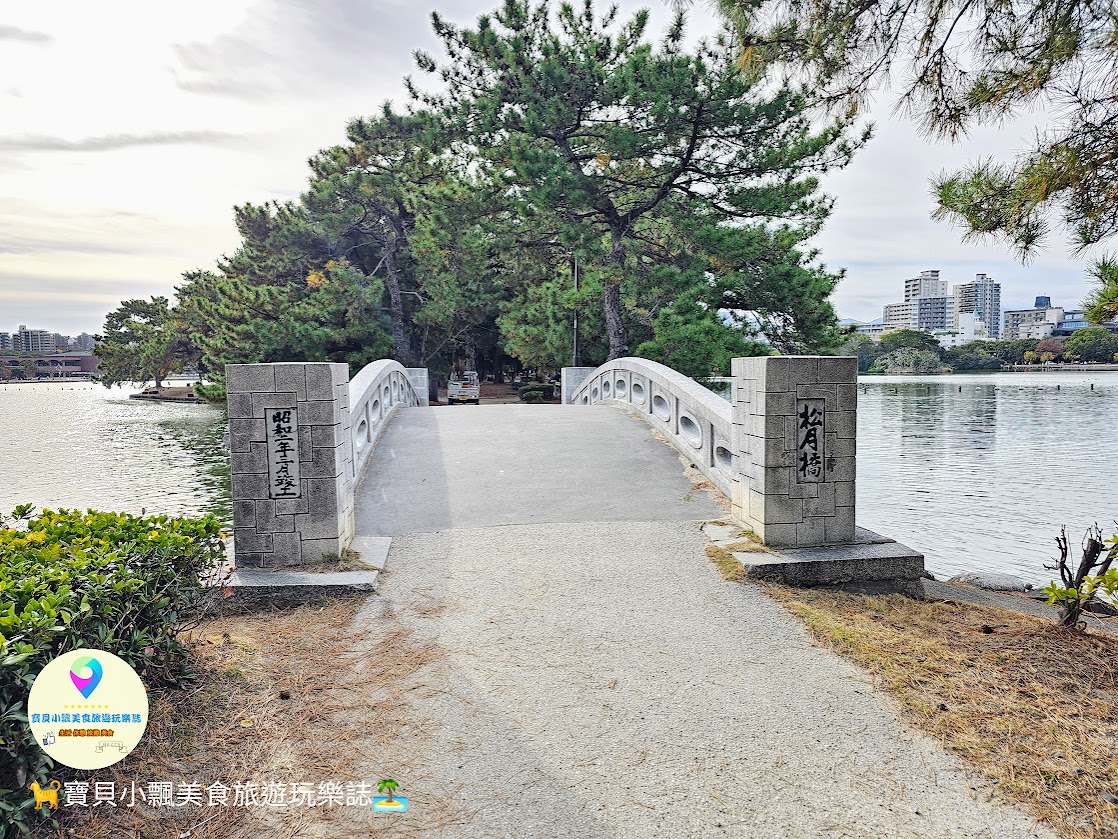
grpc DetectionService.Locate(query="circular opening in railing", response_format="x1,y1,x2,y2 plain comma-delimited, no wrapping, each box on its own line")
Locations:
631,380,646,403
715,444,733,472
391,379,399,403
615,378,627,398
369,399,381,424
591,385,600,402
652,393,670,421
382,384,391,404
602,380,611,396
355,419,368,449
679,413,702,448
582,394,589,404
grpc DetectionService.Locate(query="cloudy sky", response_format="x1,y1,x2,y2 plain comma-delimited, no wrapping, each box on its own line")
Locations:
0,0,1092,338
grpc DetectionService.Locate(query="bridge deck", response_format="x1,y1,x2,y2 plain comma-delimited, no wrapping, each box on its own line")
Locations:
320,404,1051,838
354,404,721,535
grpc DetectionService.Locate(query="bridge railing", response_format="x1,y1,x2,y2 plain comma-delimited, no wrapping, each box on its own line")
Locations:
349,360,426,483
565,359,736,499
565,356,858,549
226,360,427,568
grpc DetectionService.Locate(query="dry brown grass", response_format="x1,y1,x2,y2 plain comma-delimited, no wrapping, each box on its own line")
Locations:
763,585,1118,839
54,597,370,839
289,547,382,573
705,544,748,582
52,590,470,839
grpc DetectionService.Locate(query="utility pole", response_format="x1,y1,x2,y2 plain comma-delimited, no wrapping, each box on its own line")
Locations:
571,254,581,367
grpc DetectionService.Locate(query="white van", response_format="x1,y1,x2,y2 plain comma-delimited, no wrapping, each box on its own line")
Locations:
447,371,481,404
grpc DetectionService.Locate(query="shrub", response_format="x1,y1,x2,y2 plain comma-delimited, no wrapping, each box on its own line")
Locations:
1043,524,1118,628
869,347,944,373
520,390,544,403
0,505,225,833
518,383,553,400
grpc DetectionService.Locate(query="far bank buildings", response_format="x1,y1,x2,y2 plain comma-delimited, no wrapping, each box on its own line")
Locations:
860,270,1113,346
876,270,1002,346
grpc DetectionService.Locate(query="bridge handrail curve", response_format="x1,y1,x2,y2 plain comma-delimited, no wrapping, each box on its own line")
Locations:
568,358,735,497
349,359,421,481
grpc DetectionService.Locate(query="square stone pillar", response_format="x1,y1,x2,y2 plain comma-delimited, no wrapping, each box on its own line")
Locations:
226,362,354,567
561,367,596,403
731,356,857,548
406,367,430,407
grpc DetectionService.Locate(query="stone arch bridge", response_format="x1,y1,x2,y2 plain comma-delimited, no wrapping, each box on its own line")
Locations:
224,356,922,592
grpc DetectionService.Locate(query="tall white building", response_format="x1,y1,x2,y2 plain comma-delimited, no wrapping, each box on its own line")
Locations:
13,325,55,353
904,269,949,302
882,269,952,332
952,274,1002,339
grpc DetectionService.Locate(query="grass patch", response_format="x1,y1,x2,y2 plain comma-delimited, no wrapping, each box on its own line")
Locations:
762,585,1118,839
289,547,380,573
53,592,462,838
55,597,367,839
705,544,746,582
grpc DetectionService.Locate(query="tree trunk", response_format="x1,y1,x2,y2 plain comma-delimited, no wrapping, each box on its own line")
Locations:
604,229,630,360
462,334,478,372
382,244,414,366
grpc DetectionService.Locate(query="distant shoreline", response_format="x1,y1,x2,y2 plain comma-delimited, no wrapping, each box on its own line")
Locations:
862,365,1118,375
0,377,96,384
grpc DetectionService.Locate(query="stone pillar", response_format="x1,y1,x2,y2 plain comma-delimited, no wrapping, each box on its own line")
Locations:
730,356,857,548
561,367,596,403
226,362,354,567
406,367,430,407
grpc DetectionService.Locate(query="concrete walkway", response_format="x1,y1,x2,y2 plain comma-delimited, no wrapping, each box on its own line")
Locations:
318,405,1053,838
354,405,722,535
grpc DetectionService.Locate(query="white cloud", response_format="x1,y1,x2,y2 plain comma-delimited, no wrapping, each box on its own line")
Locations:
0,0,1095,337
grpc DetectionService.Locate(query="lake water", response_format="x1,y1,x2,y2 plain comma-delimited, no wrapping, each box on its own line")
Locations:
0,382,231,525
857,372,1118,585
1,373,1115,585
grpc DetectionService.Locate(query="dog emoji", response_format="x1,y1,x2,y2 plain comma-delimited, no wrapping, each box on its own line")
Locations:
30,780,61,810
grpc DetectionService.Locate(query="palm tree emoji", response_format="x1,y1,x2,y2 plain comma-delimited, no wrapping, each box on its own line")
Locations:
378,778,399,804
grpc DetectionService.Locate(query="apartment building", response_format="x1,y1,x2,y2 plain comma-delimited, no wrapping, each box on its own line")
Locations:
952,274,1002,339
904,269,949,302
1003,297,1065,340
12,325,55,353
882,270,952,332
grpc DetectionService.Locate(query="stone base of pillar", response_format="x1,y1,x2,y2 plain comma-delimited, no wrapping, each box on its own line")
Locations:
730,527,925,597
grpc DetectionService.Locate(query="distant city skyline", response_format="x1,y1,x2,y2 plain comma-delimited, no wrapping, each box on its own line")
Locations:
0,1,1094,337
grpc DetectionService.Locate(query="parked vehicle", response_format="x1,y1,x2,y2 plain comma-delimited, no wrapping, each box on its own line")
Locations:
448,371,481,404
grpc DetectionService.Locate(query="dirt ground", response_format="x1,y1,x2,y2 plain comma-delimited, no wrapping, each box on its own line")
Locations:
763,585,1118,839
433,382,559,405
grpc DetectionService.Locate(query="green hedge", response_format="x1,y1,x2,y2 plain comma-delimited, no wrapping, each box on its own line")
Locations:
518,383,555,401
0,506,225,834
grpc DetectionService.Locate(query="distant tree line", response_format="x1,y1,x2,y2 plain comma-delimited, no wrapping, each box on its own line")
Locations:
842,328,1118,374
96,0,874,397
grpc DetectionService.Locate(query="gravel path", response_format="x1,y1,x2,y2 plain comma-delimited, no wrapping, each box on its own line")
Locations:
308,519,1056,839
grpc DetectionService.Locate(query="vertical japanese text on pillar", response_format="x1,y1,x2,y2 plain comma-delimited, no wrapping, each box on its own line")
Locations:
266,408,301,499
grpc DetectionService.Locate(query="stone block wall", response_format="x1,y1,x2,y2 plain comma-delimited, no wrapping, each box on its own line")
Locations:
730,356,857,548
406,367,430,407
561,367,596,404
227,362,354,567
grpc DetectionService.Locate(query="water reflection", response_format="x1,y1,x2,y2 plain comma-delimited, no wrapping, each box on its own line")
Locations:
3,374,1115,585
0,382,231,525
858,372,1118,585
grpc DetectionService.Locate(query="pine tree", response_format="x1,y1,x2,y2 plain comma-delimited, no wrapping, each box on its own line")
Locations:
721,0,1118,313
412,0,866,360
